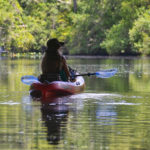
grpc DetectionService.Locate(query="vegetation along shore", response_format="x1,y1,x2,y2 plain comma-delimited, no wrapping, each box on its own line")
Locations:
0,0,150,56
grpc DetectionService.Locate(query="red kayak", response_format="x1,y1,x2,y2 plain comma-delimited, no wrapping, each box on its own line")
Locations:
22,68,117,102
30,74,85,99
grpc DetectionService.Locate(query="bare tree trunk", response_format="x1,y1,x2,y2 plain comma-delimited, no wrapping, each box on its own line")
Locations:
73,0,77,13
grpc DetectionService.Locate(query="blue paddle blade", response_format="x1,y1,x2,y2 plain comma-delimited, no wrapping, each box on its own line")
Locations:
95,68,118,78
21,75,39,85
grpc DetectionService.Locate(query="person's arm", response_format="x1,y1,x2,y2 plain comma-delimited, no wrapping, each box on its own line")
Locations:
62,57,71,81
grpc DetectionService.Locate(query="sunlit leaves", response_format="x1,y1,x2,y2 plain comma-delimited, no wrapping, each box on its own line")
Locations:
0,0,35,51
98,0,150,55
129,10,150,55
1,0,150,55
101,20,130,55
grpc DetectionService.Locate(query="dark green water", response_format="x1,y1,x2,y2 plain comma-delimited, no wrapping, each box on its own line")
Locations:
0,57,150,150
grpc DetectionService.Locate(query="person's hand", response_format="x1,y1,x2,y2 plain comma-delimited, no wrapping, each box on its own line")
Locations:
69,76,76,82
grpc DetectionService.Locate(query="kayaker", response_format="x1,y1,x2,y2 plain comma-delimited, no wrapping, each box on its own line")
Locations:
38,38,71,83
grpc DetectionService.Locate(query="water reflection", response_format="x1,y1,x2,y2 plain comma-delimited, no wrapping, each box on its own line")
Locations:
36,97,71,145
41,103,68,145
1,57,150,149
96,105,117,125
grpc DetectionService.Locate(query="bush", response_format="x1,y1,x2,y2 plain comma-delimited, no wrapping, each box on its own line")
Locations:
129,11,150,55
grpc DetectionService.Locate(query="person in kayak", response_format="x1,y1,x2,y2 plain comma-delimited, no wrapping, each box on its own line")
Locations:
38,38,71,83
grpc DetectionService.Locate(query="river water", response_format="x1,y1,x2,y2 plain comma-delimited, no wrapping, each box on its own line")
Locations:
0,56,150,150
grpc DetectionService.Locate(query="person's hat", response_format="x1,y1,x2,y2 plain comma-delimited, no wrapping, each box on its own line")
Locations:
47,38,64,50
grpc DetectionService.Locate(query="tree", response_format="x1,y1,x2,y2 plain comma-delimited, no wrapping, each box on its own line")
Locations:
1,0,150,55
72,0,77,13
100,0,150,55
129,10,150,55
0,0,35,51
101,20,130,55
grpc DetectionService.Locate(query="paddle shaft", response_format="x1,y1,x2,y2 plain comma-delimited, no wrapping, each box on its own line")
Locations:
21,68,117,85
73,73,95,77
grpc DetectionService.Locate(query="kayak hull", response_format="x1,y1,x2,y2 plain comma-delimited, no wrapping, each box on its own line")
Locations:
30,75,85,100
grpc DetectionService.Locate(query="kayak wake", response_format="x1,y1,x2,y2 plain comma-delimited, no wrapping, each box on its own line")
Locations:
70,93,141,106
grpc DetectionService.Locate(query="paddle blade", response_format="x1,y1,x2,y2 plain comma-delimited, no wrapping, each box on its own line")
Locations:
95,68,117,78
21,75,39,85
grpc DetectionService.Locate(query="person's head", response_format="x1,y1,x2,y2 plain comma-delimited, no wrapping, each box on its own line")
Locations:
46,38,64,52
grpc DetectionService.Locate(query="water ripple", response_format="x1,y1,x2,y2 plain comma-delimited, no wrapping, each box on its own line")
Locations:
0,100,20,105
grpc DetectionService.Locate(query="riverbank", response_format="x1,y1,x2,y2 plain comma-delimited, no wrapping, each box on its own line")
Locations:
66,55,148,60
1,52,150,60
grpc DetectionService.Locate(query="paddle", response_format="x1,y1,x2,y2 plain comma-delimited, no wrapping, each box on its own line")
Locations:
21,75,39,85
74,68,118,78
21,68,117,85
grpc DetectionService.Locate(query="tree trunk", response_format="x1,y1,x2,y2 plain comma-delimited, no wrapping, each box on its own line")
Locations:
73,0,77,13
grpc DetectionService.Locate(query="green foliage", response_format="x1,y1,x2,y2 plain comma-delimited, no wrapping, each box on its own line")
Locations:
0,0,35,51
0,0,150,55
99,0,150,55
101,20,130,55
129,11,150,55
67,0,122,55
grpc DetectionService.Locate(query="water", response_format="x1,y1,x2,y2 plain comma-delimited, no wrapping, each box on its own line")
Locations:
0,57,150,150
